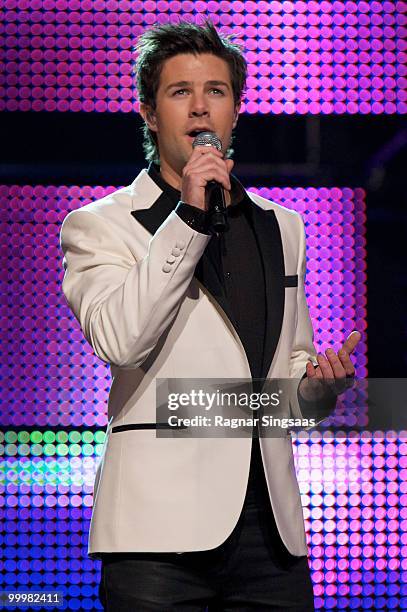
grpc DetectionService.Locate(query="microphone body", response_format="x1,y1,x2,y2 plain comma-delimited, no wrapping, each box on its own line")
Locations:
192,131,229,234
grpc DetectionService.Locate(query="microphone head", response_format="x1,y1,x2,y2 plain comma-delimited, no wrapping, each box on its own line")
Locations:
192,131,222,151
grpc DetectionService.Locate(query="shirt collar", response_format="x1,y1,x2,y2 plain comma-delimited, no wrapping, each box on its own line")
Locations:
147,161,247,210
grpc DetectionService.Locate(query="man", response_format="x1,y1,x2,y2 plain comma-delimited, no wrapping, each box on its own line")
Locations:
60,20,360,611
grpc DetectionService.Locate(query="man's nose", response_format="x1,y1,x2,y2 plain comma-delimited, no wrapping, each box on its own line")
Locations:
189,93,209,117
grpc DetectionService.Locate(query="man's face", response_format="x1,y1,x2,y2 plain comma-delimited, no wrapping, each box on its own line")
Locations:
140,53,240,180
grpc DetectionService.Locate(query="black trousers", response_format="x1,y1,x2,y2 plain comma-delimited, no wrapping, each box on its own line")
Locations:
98,438,315,611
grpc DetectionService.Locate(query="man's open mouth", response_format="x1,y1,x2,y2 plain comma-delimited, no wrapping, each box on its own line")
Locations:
186,129,212,138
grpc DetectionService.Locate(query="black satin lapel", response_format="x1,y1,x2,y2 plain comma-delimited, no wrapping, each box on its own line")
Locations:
250,206,285,379
130,192,175,235
194,245,237,331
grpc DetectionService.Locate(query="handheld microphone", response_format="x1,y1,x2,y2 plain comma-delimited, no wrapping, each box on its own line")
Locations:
192,131,229,234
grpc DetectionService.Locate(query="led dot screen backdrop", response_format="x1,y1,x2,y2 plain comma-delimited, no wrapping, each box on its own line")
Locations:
1,184,404,610
1,1,406,115
0,183,367,429
0,433,405,611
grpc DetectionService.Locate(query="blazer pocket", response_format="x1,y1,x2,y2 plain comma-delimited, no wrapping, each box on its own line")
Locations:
112,422,187,433
284,274,298,287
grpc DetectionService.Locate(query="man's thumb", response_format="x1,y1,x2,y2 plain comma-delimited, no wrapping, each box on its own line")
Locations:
226,159,234,172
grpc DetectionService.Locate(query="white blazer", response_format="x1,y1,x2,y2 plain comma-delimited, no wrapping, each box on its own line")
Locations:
59,168,319,559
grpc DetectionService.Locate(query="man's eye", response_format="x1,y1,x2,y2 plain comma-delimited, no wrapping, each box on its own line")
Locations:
173,89,188,95
210,88,224,95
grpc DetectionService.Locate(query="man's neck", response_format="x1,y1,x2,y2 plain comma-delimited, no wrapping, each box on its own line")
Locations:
159,161,182,192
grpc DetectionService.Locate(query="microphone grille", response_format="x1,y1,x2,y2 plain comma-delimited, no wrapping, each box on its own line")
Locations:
192,131,222,151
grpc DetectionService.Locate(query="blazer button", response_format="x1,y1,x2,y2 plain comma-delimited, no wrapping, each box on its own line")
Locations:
171,247,181,257
162,263,172,273
166,255,176,264
175,240,185,249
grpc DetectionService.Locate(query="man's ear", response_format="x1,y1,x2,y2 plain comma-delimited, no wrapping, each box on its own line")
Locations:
232,102,241,129
139,103,157,132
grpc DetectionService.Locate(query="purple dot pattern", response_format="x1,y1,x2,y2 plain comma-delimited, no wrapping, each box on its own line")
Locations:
1,1,405,114
249,185,367,377
3,184,405,610
0,432,405,609
0,430,102,609
292,431,406,610
0,183,366,428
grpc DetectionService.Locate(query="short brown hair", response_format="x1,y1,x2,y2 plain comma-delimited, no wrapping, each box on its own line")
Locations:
133,20,247,163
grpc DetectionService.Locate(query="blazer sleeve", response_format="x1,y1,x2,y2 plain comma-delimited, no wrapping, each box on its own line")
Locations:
288,213,336,427
59,207,211,368
289,212,318,380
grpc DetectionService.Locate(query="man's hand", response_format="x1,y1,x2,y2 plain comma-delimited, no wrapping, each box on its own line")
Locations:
181,146,234,211
298,330,362,401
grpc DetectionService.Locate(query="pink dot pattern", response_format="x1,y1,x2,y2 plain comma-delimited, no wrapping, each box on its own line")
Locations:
1,1,405,114
0,182,366,428
250,185,367,377
1,184,405,611
292,431,405,610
